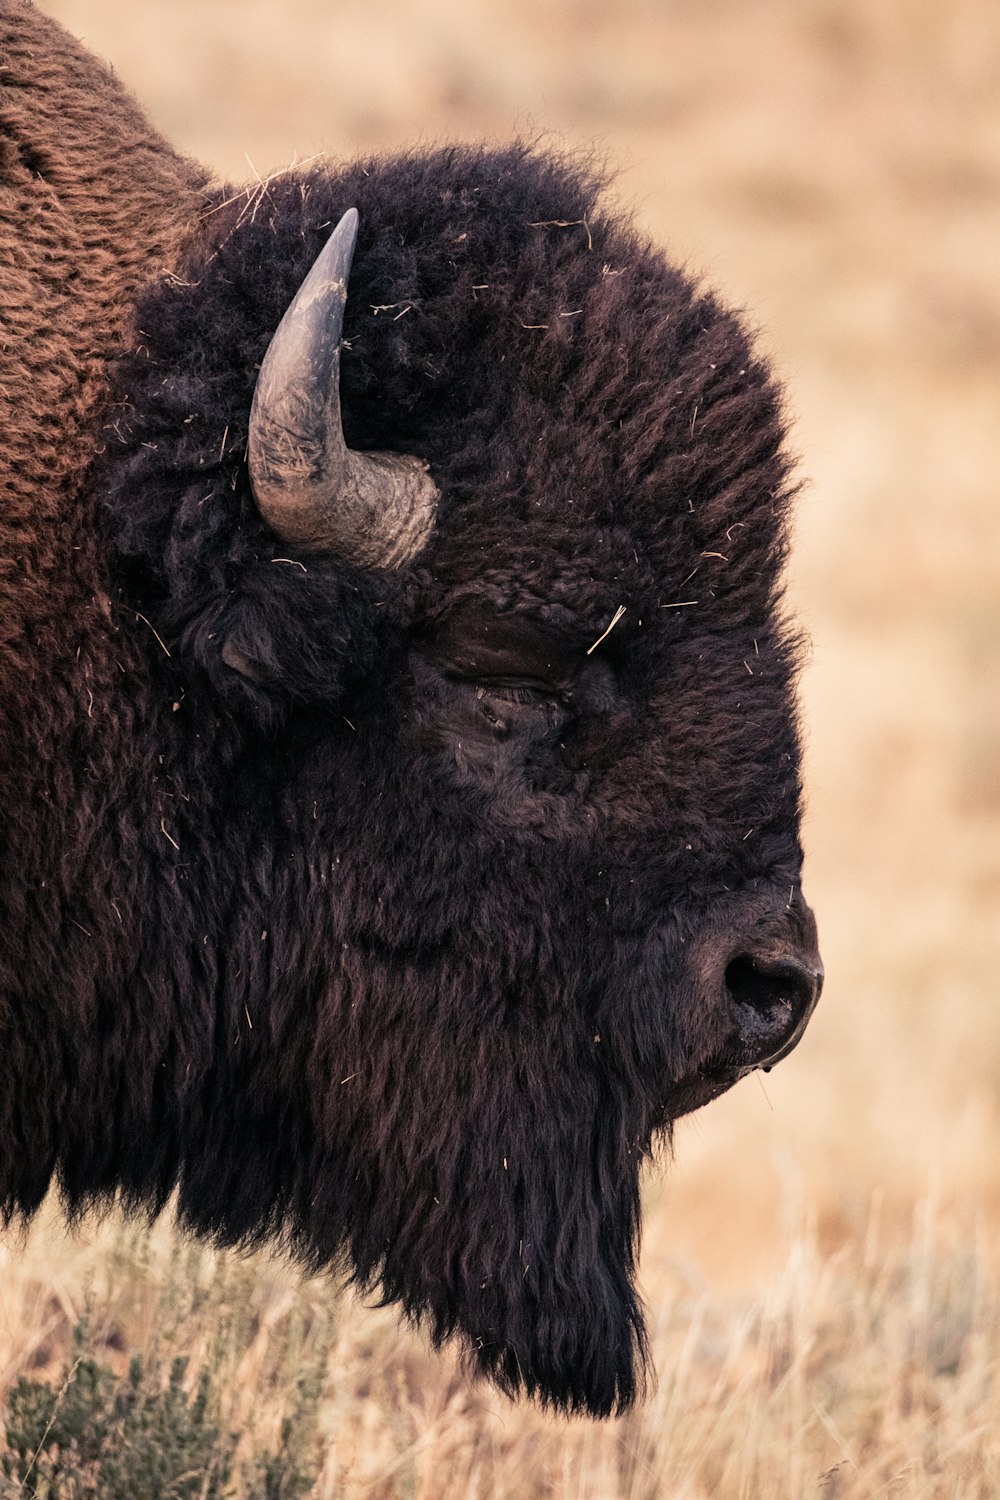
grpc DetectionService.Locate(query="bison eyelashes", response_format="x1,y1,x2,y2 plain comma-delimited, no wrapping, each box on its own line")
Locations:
248,208,439,568
475,681,565,704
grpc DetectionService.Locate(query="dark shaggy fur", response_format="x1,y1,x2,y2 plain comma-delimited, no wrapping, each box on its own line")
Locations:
0,3,818,1416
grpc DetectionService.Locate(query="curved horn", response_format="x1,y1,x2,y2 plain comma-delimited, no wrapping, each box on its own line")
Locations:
248,208,438,567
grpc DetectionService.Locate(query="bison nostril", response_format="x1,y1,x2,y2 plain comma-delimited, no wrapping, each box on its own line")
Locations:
723,953,822,1069
725,954,815,1020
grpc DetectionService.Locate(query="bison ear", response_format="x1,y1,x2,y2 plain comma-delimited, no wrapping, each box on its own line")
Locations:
163,557,395,726
219,638,267,685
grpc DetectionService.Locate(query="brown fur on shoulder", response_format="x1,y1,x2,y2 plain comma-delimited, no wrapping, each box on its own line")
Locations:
0,0,208,690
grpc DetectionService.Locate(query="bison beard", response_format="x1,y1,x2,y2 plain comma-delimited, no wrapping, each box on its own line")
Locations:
0,3,820,1416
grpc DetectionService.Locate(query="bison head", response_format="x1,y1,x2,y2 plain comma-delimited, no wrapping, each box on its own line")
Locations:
100,145,821,1415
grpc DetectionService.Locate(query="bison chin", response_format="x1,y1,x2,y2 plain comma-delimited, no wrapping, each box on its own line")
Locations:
458,1231,649,1418
373,1148,647,1417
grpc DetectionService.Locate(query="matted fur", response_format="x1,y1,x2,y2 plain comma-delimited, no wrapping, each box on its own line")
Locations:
0,3,815,1416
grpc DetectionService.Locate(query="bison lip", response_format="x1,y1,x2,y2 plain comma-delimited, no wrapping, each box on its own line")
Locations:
700,995,814,1087
715,1006,813,1079
662,1052,770,1122
660,1069,741,1120
665,990,818,1120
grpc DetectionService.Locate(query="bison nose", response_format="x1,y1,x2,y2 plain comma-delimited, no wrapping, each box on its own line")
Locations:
721,949,823,1074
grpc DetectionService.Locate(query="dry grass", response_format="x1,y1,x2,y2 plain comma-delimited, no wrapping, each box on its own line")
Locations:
9,0,1000,1489
2,1196,999,1497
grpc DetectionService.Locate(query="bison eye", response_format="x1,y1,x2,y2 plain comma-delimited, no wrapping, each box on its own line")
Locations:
474,680,563,707
470,677,569,738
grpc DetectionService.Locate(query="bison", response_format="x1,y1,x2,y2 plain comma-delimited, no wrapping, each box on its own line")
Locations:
0,0,821,1415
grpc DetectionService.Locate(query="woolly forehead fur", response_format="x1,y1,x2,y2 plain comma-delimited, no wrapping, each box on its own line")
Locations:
110,142,793,623
107,144,801,849
107,143,802,893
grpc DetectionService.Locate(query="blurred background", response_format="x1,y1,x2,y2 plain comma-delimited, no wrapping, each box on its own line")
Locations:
12,0,1000,1490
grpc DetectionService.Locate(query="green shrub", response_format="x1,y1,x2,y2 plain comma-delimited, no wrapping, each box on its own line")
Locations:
1,1228,332,1500
1,1327,321,1498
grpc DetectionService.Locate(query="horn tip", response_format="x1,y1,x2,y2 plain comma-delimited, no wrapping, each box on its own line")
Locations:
335,206,360,248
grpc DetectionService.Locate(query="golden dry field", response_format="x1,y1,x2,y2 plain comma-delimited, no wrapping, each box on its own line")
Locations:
3,0,999,1493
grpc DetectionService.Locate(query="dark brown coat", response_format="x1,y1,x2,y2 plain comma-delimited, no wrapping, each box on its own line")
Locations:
0,2,820,1415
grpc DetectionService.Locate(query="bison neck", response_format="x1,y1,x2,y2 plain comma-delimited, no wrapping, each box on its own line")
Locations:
0,3,209,1214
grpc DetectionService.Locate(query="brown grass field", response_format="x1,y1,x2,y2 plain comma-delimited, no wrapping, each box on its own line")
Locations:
3,0,999,1493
